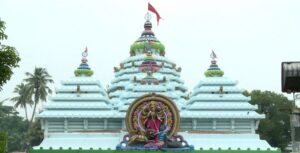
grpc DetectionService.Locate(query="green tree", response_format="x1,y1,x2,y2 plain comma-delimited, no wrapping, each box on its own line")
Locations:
11,83,33,121
24,68,53,124
0,102,28,152
27,119,43,147
0,132,7,153
0,19,21,90
244,90,294,150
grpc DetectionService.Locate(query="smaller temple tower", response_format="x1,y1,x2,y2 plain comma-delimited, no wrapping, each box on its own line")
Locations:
182,50,264,133
37,48,120,149
180,51,272,150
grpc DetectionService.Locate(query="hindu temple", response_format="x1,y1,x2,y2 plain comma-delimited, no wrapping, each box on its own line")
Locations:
31,13,280,153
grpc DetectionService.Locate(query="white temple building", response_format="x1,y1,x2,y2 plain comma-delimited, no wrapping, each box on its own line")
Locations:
34,19,276,151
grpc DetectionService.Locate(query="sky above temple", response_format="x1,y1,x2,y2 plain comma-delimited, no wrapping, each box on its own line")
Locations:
0,0,300,116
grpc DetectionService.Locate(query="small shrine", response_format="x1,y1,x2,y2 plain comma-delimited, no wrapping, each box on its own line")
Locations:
117,94,193,151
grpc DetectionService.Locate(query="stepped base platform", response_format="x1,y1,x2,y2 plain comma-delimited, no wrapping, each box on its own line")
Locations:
116,145,194,151
33,133,279,152
30,148,280,153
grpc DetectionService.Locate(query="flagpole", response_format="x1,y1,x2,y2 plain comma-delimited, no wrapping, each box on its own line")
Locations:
147,2,162,25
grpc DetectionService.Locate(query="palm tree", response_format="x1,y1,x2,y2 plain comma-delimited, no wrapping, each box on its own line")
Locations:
0,99,9,116
0,98,8,103
11,83,33,121
24,67,53,124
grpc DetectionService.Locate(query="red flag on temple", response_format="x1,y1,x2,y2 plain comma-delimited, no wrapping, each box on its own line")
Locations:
148,2,162,25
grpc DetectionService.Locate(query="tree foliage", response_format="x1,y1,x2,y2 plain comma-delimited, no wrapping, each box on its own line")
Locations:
244,90,294,150
0,19,21,90
0,132,7,153
0,102,28,152
27,119,44,147
24,67,53,124
0,102,43,152
11,83,33,121
0,19,8,40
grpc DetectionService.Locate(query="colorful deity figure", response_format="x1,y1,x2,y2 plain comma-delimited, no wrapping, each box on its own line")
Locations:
142,101,164,142
144,124,168,148
157,124,169,147
117,94,193,151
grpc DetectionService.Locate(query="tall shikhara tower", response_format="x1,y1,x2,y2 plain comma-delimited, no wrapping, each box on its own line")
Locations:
108,19,188,112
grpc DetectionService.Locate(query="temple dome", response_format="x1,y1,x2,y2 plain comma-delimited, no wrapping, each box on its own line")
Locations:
204,58,224,77
74,47,94,77
130,20,165,56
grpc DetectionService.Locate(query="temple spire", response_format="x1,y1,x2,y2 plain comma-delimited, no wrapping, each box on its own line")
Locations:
74,47,94,77
129,13,165,57
204,50,224,77
142,12,154,37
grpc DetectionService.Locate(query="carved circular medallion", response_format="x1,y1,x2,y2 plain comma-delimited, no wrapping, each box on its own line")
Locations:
125,94,180,137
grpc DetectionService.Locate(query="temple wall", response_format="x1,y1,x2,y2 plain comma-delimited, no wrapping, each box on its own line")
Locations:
43,118,124,134
180,118,255,133
43,117,256,135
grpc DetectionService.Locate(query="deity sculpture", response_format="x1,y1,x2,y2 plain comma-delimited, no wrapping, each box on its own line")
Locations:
142,101,164,142
116,94,194,151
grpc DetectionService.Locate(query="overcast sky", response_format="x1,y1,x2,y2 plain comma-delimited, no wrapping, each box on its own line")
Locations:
1,0,300,117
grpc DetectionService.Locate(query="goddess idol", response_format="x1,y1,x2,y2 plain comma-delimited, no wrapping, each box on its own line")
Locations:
117,94,193,151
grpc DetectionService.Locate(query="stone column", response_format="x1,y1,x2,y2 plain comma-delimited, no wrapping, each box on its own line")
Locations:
213,119,217,130
250,120,255,134
231,119,235,132
104,119,108,129
122,119,126,130
45,120,48,137
84,119,88,130
192,119,197,130
64,118,68,133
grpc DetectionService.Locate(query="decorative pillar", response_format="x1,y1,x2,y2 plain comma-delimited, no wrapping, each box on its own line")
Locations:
84,119,88,130
45,120,48,137
122,119,126,130
213,119,217,130
231,119,235,132
64,118,68,133
250,120,255,134
104,119,108,129
192,119,197,130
